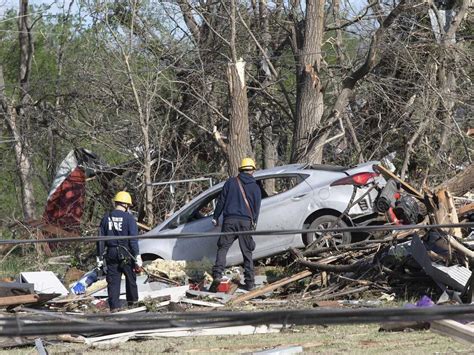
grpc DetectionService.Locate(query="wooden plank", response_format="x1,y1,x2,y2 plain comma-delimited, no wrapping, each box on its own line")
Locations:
458,203,474,217
374,164,423,199
229,270,312,306
85,279,107,296
178,298,224,308
431,319,474,345
0,294,39,307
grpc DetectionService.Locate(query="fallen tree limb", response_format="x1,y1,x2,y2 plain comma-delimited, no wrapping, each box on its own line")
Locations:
229,270,313,306
303,242,381,257
294,257,368,273
292,248,370,273
446,235,474,261
435,164,474,197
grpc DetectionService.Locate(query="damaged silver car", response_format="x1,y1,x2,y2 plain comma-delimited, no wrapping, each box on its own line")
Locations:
140,162,386,265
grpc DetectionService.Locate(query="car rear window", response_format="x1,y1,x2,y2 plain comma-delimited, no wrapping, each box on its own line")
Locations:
257,174,308,198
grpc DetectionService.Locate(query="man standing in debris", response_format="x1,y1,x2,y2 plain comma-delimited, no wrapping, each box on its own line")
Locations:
97,191,142,311
211,158,262,291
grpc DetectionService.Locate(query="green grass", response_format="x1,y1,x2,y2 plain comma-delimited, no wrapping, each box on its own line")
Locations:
0,324,471,354
0,247,71,280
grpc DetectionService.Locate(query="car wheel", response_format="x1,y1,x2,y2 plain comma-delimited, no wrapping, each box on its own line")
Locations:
303,215,351,247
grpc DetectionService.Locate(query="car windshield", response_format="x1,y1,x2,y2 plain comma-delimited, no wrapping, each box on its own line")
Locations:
170,190,220,227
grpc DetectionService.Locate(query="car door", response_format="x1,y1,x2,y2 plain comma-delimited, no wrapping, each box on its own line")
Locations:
253,174,313,258
164,191,222,261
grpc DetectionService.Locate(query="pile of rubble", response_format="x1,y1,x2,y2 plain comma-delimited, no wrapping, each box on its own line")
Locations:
0,175,473,348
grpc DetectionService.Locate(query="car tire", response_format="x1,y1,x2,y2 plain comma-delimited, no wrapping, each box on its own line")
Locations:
303,215,351,247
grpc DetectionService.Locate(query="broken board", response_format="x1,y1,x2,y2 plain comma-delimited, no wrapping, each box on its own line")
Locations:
20,272,69,296
84,324,283,345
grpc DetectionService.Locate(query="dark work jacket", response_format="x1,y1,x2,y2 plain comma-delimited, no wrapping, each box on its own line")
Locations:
213,172,261,223
97,209,139,258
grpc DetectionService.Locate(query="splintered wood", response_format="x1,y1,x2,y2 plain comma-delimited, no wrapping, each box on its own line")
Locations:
434,189,462,237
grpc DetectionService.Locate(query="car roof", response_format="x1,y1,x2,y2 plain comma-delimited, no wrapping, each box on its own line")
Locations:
253,164,306,177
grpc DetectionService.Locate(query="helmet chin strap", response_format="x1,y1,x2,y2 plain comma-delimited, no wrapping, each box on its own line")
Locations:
115,203,129,211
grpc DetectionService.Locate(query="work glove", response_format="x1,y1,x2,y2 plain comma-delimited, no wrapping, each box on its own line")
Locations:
96,256,104,269
212,219,218,227
135,255,143,268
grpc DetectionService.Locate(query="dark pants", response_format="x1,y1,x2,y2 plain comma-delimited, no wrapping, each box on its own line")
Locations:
212,218,256,286
105,260,138,311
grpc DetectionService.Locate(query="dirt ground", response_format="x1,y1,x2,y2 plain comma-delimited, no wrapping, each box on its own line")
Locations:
1,323,472,354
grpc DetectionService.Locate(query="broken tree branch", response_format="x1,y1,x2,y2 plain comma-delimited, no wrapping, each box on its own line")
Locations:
292,248,369,273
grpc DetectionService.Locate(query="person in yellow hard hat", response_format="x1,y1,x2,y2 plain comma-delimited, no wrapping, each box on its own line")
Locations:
210,157,262,291
97,191,141,311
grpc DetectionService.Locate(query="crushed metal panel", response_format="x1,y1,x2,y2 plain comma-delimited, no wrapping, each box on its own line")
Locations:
432,264,471,290
20,271,69,296
411,235,471,291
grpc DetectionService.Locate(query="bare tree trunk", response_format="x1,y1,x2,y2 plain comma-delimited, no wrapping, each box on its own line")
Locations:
259,0,277,192
424,0,469,179
0,68,36,221
106,1,155,225
302,0,407,160
226,0,252,176
291,0,325,164
0,1,38,222
123,17,154,227
18,0,33,104
227,59,252,176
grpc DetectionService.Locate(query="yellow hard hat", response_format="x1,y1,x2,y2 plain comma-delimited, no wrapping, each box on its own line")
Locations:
113,191,132,205
239,157,256,171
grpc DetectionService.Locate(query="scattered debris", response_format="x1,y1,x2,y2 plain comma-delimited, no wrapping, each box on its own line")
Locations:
83,325,284,345
1,170,473,349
